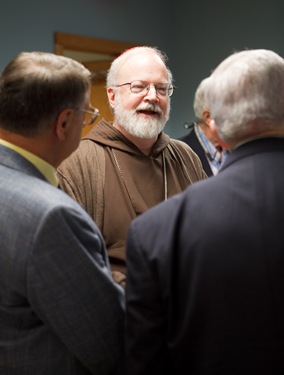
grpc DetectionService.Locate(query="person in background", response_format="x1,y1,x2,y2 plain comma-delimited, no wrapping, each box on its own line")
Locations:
0,51,124,375
180,77,227,176
57,45,207,287
125,48,284,374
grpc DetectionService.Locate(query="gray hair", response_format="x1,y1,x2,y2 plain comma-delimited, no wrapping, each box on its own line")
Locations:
106,46,173,87
193,77,210,122
0,51,91,137
206,49,284,143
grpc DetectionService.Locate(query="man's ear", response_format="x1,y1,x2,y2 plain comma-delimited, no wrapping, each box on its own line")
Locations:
55,109,74,140
209,119,228,150
202,110,211,127
107,87,116,110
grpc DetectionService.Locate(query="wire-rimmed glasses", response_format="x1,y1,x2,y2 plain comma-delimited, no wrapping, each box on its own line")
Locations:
115,80,175,97
79,106,100,126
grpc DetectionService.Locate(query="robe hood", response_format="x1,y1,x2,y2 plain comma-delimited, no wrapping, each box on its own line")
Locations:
83,118,171,158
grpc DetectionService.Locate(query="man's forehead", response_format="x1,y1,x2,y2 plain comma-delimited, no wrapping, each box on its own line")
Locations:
117,53,167,81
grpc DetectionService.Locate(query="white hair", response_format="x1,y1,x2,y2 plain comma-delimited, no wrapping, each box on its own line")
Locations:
193,77,210,122
206,49,284,143
106,46,173,87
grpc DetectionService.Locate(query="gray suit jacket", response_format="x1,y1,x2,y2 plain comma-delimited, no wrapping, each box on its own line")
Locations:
0,145,125,374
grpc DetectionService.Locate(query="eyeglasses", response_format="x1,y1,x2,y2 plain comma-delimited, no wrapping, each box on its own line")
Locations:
115,80,175,97
79,106,100,125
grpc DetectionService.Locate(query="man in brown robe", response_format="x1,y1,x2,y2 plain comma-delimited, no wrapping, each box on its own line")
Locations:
57,46,207,286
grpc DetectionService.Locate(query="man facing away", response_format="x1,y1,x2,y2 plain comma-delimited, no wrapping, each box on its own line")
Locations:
125,49,284,374
180,77,227,176
0,51,124,374
57,46,207,287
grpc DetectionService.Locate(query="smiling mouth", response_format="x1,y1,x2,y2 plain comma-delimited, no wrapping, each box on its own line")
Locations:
137,109,159,116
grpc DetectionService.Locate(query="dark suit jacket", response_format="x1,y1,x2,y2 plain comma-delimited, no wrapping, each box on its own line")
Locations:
180,129,213,176
125,137,284,375
0,145,125,374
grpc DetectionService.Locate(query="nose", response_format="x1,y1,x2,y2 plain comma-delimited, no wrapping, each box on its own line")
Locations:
144,85,158,101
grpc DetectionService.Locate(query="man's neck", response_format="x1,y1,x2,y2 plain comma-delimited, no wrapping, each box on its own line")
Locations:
0,128,60,167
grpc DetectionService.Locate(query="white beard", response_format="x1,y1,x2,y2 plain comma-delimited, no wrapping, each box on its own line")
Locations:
114,100,170,139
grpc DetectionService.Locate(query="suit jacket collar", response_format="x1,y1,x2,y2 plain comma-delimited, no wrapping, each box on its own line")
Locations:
221,137,284,172
0,144,47,182
181,129,213,176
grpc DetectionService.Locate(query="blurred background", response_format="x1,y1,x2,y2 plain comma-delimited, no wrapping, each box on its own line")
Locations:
1,0,284,138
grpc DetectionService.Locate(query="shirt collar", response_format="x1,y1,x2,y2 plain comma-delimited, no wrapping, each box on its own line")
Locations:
195,123,219,159
0,139,58,187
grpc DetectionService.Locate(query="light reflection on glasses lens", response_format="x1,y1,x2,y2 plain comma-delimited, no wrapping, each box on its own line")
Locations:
80,107,99,125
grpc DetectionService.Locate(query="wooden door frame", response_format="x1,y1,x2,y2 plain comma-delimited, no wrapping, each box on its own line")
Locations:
54,32,137,61
54,32,137,137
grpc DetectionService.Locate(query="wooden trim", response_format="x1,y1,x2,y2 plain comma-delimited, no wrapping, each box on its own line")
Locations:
54,32,137,56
